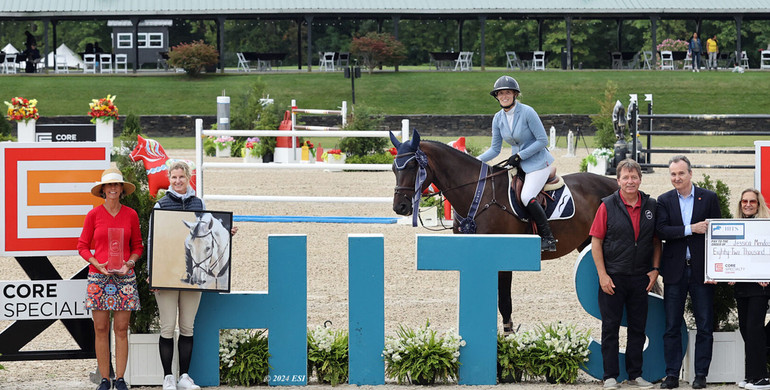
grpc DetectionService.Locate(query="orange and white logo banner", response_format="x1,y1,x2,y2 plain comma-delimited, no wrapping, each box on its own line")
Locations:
1,143,110,256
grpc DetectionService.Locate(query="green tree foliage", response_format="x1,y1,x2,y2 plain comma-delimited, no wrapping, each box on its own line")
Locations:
167,40,219,77
592,80,619,149
339,106,387,156
0,117,13,141
230,81,282,156
350,32,407,74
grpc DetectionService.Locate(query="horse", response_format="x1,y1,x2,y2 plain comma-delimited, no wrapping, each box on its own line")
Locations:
390,130,619,325
129,135,197,196
182,213,231,287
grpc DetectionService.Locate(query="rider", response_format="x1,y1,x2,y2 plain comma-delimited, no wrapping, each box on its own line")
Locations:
477,75,557,252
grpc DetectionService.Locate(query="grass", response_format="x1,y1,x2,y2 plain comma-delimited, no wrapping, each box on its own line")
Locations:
3,69,770,116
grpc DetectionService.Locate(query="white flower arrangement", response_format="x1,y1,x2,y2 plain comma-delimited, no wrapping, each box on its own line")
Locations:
528,322,590,384
218,328,270,386
382,321,465,384
591,147,614,160
307,326,349,385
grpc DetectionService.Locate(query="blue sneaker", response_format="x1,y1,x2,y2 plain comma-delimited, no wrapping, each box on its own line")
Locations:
113,377,129,390
96,378,111,390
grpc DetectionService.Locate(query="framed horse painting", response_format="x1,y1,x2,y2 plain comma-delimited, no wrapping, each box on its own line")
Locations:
148,209,233,292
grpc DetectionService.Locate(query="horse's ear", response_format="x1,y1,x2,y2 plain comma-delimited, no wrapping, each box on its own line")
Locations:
182,219,195,229
411,129,420,146
389,131,401,148
137,134,145,143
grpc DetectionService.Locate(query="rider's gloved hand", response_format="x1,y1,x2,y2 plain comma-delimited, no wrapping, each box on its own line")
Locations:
506,154,522,168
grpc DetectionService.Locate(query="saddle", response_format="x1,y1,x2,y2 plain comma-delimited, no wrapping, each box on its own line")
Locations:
507,166,574,222
511,166,564,208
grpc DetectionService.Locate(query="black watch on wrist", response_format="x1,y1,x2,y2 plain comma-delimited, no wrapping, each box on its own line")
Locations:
651,267,660,272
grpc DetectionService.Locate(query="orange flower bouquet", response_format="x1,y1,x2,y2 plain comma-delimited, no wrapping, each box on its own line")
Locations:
4,96,39,123
88,94,119,124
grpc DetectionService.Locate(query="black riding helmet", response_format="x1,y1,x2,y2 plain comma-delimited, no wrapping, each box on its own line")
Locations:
489,75,521,97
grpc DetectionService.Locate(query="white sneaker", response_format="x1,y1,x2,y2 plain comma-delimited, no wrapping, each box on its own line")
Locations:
627,376,653,388
740,380,749,388
163,374,177,390
177,374,201,390
747,378,770,390
603,378,620,389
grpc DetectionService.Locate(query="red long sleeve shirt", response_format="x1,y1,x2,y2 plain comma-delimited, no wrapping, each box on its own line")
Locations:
77,205,144,274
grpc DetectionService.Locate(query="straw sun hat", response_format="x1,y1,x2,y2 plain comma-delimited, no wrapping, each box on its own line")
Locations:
90,168,136,197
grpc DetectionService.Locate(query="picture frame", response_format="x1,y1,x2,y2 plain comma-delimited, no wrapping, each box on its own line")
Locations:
148,209,233,292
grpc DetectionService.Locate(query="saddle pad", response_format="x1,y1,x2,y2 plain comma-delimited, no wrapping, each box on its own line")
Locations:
507,177,576,221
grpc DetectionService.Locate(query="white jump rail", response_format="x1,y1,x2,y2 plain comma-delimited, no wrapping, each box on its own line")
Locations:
194,118,410,202
291,99,346,131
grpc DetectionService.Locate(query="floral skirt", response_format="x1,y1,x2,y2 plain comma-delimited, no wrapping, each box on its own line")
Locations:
86,271,140,311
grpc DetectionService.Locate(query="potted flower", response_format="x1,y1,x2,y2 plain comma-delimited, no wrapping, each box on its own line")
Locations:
219,329,270,386
307,326,349,385
582,148,614,175
214,136,235,157
5,96,39,123
382,321,464,385
323,148,346,164
241,137,264,163
527,322,590,384
88,94,119,124
497,331,533,383
5,96,39,142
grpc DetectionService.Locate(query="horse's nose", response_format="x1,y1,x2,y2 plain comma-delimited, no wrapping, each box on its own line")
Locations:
393,201,412,216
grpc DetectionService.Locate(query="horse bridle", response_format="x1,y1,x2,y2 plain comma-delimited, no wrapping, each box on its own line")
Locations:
187,228,223,278
393,147,519,229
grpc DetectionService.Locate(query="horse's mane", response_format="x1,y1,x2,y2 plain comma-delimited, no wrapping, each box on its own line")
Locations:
420,140,505,172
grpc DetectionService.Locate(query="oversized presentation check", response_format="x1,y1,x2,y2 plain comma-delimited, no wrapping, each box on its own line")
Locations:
706,219,770,281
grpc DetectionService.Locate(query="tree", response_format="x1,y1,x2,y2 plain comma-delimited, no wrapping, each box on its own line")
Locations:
350,32,406,74
167,40,219,77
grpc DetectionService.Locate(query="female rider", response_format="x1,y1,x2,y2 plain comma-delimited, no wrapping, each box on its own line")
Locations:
478,75,557,252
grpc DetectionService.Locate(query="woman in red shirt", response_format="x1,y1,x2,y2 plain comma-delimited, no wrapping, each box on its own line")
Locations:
77,168,143,390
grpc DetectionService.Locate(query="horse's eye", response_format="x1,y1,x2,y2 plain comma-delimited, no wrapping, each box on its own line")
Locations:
206,246,211,251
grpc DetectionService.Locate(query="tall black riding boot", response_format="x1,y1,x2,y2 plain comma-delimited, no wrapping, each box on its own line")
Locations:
526,198,557,252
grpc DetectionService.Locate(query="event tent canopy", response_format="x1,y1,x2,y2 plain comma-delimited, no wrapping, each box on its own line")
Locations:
45,43,84,69
2,43,18,54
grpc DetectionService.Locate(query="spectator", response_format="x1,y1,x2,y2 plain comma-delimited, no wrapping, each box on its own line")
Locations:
689,32,703,72
706,35,719,70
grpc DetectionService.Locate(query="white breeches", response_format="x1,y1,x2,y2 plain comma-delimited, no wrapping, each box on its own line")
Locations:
521,166,551,202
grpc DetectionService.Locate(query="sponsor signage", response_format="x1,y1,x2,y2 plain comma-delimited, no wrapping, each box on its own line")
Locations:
34,124,97,142
1,280,90,320
707,219,770,281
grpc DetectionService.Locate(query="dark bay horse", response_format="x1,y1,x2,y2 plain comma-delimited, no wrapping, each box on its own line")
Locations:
391,131,618,325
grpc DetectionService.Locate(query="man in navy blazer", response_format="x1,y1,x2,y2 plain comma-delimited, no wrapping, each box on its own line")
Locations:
656,155,722,389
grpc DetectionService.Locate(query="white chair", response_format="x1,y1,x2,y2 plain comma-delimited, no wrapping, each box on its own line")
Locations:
761,50,770,70
642,51,654,69
624,52,641,69
236,52,251,72
55,54,69,73
3,53,17,74
683,51,693,70
532,51,545,70
739,51,750,68
115,54,128,73
99,54,113,73
611,52,623,69
319,52,336,71
453,51,472,71
660,51,674,70
83,54,97,73
505,51,522,70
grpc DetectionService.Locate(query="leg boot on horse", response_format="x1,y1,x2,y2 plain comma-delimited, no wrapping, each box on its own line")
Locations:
526,198,557,252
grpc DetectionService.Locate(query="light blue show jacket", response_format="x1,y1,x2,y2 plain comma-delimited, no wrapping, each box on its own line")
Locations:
477,102,554,173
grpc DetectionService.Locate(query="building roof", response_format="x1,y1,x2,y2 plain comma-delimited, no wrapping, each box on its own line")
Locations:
2,1,769,19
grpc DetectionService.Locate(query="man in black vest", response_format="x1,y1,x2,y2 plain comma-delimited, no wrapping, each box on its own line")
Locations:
590,159,661,389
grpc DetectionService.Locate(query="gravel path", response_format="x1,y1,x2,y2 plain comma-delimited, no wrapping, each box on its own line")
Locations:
1,146,753,389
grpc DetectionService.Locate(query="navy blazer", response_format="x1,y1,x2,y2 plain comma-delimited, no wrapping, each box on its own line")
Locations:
655,186,721,284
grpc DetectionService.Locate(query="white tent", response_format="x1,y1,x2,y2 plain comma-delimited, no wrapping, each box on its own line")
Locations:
2,43,19,54
45,43,84,69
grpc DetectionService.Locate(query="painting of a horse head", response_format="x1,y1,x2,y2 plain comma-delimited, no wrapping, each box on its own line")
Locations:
182,212,232,290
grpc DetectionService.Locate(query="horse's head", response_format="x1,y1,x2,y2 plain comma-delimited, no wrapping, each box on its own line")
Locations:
390,129,431,216
129,135,169,167
183,214,215,285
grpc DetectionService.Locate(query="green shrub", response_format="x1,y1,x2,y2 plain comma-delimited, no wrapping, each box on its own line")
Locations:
114,136,159,333
0,117,14,141
121,113,142,139
344,152,393,164
592,80,619,149
307,327,349,385
339,106,387,157
168,40,219,77
230,81,281,157
220,329,271,386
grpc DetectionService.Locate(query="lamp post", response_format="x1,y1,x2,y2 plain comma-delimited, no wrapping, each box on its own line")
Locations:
344,59,361,105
